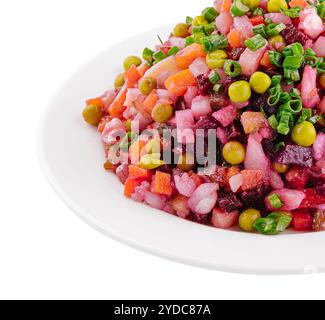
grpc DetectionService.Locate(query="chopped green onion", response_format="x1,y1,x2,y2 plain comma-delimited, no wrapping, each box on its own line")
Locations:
290,88,301,98
265,17,272,24
283,55,304,69
309,114,322,124
266,23,286,36
317,2,325,19
153,50,167,64
213,84,222,93
253,24,267,38
192,26,206,43
271,75,282,86
252,7,264,16
202,7,218,22
280,100,303,114
204,22,217,35
202,34,228,52
185,36,195,47
317,60,325,75
268,115,279,130
168,46,180,56
284,68,300,82
277,113,292,135
209,70,221,84
280,6,301,18
186,16,193,25
253,217,278,235
245,34,266,52
283,43,304,57
231,0,250,17
297,108,312,124
223,60,242,77
268,194,284,210
305,48,316,57
268,84,281,106
142,48,154,65
269,51,283,67
268,212,293,233
274,142,285,153
279,92,291,104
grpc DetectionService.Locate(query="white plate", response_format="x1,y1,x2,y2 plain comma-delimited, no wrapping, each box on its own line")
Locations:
38,25,325,275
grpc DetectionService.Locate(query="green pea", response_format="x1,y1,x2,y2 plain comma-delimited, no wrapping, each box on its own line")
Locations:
291,121,316,147
249,72,271,94
228,80,252,103
114,73,125,89
82,104,103,126
173,23,189,38
138,77,157,95
151,104,173,123
123,56,142,71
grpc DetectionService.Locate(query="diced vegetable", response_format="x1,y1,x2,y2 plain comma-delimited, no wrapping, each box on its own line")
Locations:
165,69,197,96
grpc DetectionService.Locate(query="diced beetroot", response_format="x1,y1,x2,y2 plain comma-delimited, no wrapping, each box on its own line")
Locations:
312,36,325,57
270,170,285,190
292,211,313,231
191,95,212,120
319,97,325,114
281,24,310,45
212,208,239,229
313,133,325,161
244,134,270,178
184,86,198,108
265,189,306,211
239,44,267,76
216,12,233,36
241,111,268,134
233,16,254,39
299,189,325,209
301,65,320,109
299,7,324,39
212,105,237,127
188,183,219,215
264,13,292,25
170,194,191,219
313,210,325,231
217,192,243,212
197,73,214,95
174,173,197,198
229,173,243,193
285,166,310,190
274,144,313,168
189,57,209,77
116,164,129,184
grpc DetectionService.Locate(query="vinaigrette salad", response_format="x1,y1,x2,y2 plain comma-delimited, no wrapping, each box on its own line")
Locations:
82,0,325,235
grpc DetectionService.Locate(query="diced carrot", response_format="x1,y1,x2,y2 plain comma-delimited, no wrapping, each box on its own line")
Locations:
143,90,159,114
165,69,197,96
260,51,272,68
249,16,266,26
124,178,142,198
227,166,241,181
133,95,149,116
289,0,308,9
153,172,173,196
175,43,206,69
220,0,233,13
227,29,243,49
129,140,147,164
137,63,150,77
125,64,141,85
109,65,141,118
129,165,151,180
86,98,105,109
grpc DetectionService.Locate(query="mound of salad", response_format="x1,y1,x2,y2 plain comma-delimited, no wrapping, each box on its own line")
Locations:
82,0,325,235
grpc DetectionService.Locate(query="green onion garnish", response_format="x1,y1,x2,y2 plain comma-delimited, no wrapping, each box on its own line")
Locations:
202,7,218,22
253,24,267,38
269,51,283,67
186,16,193,25
168,46,180,56
142,47,154,65
271,75,282,86
230,0,250,17
284,68,300,82
245,34,266,52
290,88,301,98
268,212,293,233
317,2,325,19
273,142,285,153
283,43,304,57
280,100,303,114
277,113,292,135
209,70,221,84
201,34,228,52
297,108,313,124
281,6,301,18
253,217,278,235
268,84,281,106
283,55,304,69
185,36,195,47
266,23,286,36
213,84,222,93
192,26,206,43
223,60,242,77
252,7,264,16
268,194,284,209
309,114,322,124
153,50,167,64
204,23,217,36
268,115,279,130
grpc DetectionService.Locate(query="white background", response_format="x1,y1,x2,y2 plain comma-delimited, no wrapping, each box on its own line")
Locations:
1,0,324,300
